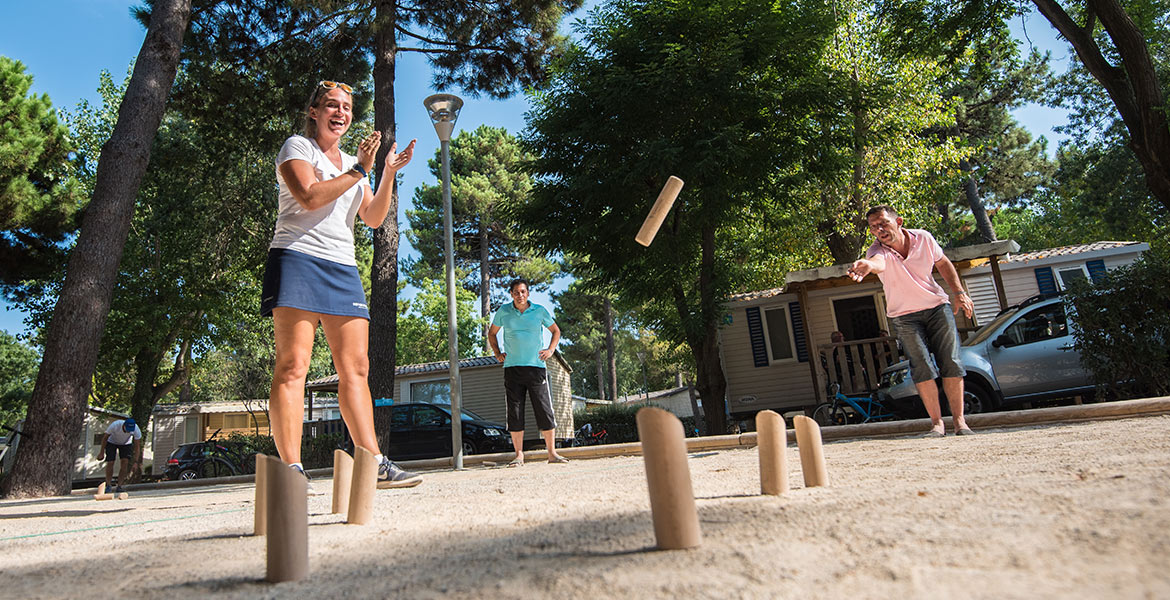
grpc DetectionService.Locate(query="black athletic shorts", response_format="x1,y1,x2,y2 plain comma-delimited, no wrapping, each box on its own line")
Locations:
504,366,557,432
105,442,133,462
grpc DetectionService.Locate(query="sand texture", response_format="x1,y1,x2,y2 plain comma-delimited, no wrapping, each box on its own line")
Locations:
2,415,1168,599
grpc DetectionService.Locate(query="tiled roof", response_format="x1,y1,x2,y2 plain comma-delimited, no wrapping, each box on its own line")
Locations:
1002,241,1143,263
728,287,786,302
306,356,504,389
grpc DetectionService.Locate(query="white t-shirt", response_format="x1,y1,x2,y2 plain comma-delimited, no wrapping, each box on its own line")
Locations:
105,420,143,446
270,135,371,266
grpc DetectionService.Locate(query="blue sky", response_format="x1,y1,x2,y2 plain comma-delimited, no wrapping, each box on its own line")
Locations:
0,2,1074,338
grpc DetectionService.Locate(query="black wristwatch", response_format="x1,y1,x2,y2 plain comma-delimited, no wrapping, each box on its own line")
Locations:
351,163,368,178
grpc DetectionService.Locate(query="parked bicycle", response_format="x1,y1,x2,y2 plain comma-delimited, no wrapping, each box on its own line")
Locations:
812,382,899,427
570,423,608,447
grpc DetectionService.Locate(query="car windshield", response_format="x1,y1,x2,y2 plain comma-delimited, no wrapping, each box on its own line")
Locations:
431,404,488,422
964,307,1027,346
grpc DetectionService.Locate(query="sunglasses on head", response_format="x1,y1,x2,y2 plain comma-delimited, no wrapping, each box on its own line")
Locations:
318,80,354,94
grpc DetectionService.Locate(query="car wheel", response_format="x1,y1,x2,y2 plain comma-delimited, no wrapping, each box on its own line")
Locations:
178,469,198,480
461,440,477,455
811,403,835,427
963,380,993,415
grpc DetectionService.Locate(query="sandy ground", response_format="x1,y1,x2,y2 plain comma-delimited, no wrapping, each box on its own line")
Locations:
2,415,1169,600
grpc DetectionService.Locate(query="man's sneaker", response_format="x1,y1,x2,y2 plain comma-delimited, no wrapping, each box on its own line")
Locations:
114,485,125,494
290,464,312,480
377,457,422,489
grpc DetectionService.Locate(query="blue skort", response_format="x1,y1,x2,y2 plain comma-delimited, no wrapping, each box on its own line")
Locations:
260,248,370,319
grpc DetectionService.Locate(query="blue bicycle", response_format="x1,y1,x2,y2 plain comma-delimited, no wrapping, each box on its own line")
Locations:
811,382,899,426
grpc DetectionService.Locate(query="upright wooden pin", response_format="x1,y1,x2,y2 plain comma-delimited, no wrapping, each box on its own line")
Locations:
793,415,829,487
635,176,684,247
254,453,268,536
346,446,378,525
332,449,354,515
636,407,701,550
264,455,308,583
756,410,789,495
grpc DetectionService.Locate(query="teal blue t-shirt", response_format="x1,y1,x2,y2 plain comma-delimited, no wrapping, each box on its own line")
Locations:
491,302,555,368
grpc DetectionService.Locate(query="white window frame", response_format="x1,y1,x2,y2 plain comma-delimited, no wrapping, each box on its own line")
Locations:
1056,264,1090,289
760,304,797,365
405,375,452,405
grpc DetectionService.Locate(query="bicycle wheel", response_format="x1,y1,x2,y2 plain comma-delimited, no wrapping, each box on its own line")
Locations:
811,403,836,427
200,458,238,479
829,404,851,426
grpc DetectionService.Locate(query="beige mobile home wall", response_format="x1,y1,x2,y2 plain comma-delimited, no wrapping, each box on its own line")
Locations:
397,362,573,442
721,294,818,415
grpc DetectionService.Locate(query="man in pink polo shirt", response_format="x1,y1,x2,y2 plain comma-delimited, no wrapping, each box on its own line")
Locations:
847,205,975,437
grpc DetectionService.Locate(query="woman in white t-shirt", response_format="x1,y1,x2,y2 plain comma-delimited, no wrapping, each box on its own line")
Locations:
261,80,421,487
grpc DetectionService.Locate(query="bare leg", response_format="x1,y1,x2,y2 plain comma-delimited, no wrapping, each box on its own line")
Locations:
320,314,379,454
118,457,130,486
104,460,114,489
915,380,945,434
942,377,968,431
541,429,563,461
510,431,524,463
270,307,319,464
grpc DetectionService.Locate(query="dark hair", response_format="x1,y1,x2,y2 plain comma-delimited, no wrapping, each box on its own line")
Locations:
865,205,899,220
507,278,530,293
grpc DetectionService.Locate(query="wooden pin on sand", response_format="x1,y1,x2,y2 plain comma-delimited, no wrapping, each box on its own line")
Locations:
263,455,308,583
756,410,789,495
636,406,701,550
254,453,268,536
793,415,829,487
332,449,354,515
93,482,113,501
635,176,684,247
346,446,379,525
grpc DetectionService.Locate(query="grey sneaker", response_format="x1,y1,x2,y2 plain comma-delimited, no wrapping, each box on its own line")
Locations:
377,457,422,489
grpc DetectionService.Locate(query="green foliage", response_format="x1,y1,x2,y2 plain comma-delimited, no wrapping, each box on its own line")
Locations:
0,332,38,427
404,126,558,306
224,431,342,470
782,4,970,263
572,402,697,443
1063,246,1170,399
572,402,648,444
0,56,84,291
396,276,485,365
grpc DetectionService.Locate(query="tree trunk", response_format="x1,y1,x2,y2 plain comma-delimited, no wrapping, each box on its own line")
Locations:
368,1,399,453
0,0,191,499
480,222,491,345
595,348,605,401
686,377,705,437
603,296,617,403
1033,0,1170,213
674,223,728,435
960,158,997,242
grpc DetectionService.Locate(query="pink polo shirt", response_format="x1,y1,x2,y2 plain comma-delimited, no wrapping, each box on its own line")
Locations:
866,229,949,317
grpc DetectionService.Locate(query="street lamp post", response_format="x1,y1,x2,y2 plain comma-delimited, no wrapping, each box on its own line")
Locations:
424,93,465,470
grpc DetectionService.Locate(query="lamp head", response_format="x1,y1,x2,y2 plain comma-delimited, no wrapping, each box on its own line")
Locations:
423,93,464,142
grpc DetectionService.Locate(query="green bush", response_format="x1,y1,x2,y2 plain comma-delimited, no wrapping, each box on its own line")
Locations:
573,402,697,443
225,431,343,471
1064,246,1170,399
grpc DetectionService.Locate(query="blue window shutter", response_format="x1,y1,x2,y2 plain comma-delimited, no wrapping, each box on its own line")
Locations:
745,307,769,367
1086,259,1107,283
1035,267,1057,294
789,302,808,363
